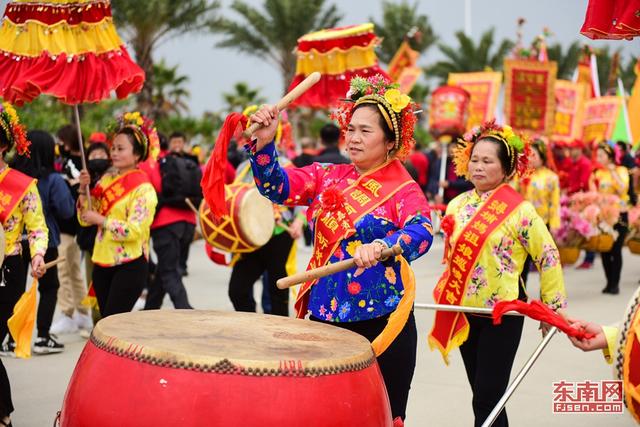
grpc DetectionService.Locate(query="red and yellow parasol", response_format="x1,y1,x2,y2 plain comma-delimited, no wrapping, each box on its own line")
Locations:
288,23,389,109
0,0,144,105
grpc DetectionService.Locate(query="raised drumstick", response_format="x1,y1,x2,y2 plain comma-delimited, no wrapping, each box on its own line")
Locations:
242,72,321,139
277,244,403,289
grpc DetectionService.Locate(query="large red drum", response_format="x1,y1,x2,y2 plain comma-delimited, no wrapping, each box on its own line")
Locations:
59,310,393,426
614,286,640,423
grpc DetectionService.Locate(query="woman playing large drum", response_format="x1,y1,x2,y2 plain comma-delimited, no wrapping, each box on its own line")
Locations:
246,75,434,422
429,122,567,427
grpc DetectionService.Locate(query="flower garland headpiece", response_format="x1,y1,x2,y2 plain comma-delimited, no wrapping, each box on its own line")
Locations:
452,120,532,179
108,111,160,161
0,102,30,158
331,74,419,161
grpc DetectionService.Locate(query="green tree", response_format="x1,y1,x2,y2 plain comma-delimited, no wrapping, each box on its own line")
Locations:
152,60,191,120
111,0,220,118
213,0,342,93
372,0,437,64
547,41,582,80
427,29,514,84
222,82,266,113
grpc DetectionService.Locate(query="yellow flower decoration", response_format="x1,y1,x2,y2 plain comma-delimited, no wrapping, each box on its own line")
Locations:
358,300,366,308
345,240,362,257
502,125,515,141
384,267,396,284
384,89,410,113
3,103,18,123
330,297,338,312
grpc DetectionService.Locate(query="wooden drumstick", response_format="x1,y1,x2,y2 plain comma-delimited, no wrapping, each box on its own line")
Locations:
276,244,403,289
185,198,200,216
242,72,321,139
33,256,66,276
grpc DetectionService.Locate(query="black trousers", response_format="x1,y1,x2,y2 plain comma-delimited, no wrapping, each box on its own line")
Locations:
228,232,292,316
602,213,628,291
460,314,525,427
145,222,193,310
32,248,60,337
0,360,12,418
92,257,148,318
312,312,417,421
0,255,26,342
179,222,195,275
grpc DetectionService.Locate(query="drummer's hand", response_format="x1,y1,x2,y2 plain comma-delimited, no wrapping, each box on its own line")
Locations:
79,169,91,187
566,318,607,351
251,104,280,150
81,210,105,226
288,218,304,240
31,254,45,278
353,241,386,275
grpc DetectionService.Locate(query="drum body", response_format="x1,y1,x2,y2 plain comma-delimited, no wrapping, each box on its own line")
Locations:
614,286,640,423
428,85,471,139
59,311,393,427
199,183,274,253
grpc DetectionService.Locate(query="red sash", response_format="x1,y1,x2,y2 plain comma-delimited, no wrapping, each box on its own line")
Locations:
91,170,150,216
429,184,524,362
294,160,414,318
0,168,35,225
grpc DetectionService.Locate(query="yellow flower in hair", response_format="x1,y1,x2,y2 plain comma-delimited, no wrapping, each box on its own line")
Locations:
502,125,515,141
384,89,410,113
3,102,17,123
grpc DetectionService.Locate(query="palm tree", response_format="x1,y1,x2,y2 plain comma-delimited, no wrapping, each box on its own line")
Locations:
371,1,437,64
547,41,582,80
111,0,220,118
427,29,514,84
212,0,342,94
222,82,266,113
152,61,191,119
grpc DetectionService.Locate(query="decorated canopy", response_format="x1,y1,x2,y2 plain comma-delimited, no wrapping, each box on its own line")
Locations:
288,23,389,109
0,0,144,105
581,0,640,40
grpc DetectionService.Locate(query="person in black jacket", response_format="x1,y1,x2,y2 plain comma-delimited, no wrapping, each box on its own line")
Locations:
314,124,350,164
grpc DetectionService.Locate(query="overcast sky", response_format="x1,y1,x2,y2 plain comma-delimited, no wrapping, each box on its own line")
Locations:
1,0,638,115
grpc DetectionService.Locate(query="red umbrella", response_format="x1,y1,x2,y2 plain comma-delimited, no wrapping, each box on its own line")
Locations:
581,0,640,40
0,0,145,187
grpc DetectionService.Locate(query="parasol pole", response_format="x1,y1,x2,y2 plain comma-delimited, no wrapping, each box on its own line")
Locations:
437,135,452,199
73,104,91,207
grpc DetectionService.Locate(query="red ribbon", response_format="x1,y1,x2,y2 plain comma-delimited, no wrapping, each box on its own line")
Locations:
492,300,595,340
201,113,247,218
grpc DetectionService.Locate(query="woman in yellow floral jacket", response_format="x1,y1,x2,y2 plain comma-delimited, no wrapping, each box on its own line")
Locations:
429,122,567,427
515,139,561,284
78,112,157,317
0,103,48,425
589,141,629,295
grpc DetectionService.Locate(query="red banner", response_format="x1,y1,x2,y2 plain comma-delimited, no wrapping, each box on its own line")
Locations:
552,80,587,143
504,60,557,135
448,71,502,130
581,96,624,143
388,40,420,82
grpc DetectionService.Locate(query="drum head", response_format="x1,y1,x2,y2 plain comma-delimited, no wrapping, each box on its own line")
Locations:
91,311,374,376
238,188,274,247
614,286,640,422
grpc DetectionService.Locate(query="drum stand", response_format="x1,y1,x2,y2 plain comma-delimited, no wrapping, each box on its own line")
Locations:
414,303,559,427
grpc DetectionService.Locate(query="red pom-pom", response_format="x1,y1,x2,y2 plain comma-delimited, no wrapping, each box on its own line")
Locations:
320,186,345,212
441,214,455,236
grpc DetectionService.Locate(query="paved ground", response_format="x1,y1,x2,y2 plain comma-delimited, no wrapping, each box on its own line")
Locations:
4,236,638,426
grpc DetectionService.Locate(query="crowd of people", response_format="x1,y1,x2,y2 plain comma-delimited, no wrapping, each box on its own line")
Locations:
0,73,637,426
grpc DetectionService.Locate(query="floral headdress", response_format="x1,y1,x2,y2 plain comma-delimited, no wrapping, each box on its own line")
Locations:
0,102,29,158
108,111,160,162
331,74,419,161
452,120,532,179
